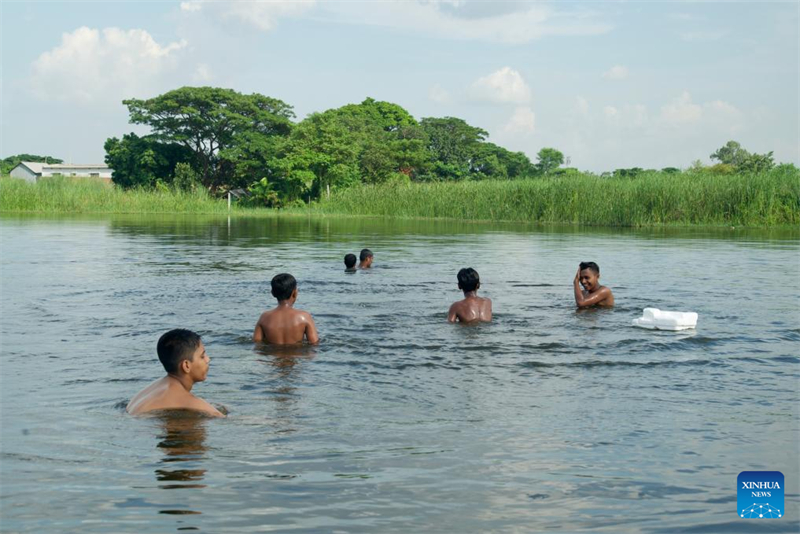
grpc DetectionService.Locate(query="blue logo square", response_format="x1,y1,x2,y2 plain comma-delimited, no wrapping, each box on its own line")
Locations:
738,471,784,519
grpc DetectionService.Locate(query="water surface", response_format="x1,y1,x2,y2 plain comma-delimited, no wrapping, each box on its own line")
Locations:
1,215,798,533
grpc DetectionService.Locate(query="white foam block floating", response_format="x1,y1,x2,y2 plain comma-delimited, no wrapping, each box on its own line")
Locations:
632,308,698,331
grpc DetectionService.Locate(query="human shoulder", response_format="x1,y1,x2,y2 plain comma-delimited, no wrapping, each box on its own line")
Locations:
596,285,612,297
296,309,315,320
186,395,225,417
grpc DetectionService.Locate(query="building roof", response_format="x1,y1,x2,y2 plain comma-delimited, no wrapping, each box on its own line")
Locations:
44,164,111,170
15,162,45,174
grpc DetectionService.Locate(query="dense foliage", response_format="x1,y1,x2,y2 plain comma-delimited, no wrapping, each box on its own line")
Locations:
96,86,792,210
104,87,537,205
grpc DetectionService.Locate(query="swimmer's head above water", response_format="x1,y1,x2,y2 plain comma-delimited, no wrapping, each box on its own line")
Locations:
126,329,224,417
158,328,207,380
578,261,600,292
271,273,298,302
344,253,357,271
574,261,614,308
359,249,373,269
457,267,480,294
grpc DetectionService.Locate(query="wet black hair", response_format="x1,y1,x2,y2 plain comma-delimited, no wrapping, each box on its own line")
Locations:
359,249,373,261
579,261,600,274
344,253,357,269
157,329,201,374
457,267,480,292
271,273,297,301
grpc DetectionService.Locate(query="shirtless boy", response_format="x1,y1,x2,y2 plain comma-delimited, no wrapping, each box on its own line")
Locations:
573,261,615,308
448,268,492,323
344,253,357,273
358,249,374,269
127,329,224,417
254,273,320,344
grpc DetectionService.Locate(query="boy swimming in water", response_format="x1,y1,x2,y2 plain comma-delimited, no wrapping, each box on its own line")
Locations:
358,249,374,269
344,253,357,273
573,261,614,308
127,329,224,417
254,273,320,344
448,268,492,323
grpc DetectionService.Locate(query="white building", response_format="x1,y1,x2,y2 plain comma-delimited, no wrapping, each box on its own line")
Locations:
9,162,114,183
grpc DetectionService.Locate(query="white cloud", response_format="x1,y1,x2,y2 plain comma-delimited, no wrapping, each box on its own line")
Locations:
602,65,628,80
193,63,213,83
702,99,745,133
603,105,618,119
187,0,316,32
428,84,451,104
603,104,648,128
660,91,703,126
320,2,612,44
469,67,531,104
180,1,202,13
30,27,187,104
503,106,536,133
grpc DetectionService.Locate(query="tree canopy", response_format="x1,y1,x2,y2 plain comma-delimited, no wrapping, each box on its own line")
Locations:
535,148,565,175
100,88,788,206
123,87,294,190
710,140,775,173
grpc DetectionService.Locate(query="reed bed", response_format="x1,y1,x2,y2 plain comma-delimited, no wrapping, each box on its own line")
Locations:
0,177,242,214
315,168,800,227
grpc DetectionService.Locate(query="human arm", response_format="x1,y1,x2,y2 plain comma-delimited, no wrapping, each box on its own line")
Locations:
253,321,264,343
485,298,493,321
304,313,320,345
574,282,612,308
447,303,458,323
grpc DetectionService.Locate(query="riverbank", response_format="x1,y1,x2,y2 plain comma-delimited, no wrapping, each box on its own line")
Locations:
313,168,799,227
0,176,247,215
2,168,798,227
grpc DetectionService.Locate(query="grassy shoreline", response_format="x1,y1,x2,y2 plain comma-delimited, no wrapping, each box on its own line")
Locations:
313,169,800,227
2,169,798,227
0,176,252,215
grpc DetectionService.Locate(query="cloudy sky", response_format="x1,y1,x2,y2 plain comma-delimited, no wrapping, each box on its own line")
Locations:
2,1,797,171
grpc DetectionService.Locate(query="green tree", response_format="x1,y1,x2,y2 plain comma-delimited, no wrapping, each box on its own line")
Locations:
535,148,565,175
172,162,200,191
104,133,193,188
710,140,750,167
122,86,294,190
737,151,775,173
282,99,432,196
419,117,488,180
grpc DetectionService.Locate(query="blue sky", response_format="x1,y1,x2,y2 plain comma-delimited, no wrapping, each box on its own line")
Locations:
2,1,797,171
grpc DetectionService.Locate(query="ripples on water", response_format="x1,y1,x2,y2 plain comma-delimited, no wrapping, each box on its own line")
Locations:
1,216,798,533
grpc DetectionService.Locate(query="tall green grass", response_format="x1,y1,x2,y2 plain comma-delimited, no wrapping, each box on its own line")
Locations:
315,168,800,227
0,176,244,214
3,169,798,227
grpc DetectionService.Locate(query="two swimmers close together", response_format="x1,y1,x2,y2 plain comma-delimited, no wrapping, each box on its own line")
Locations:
127,258,613,418
345,248,373,273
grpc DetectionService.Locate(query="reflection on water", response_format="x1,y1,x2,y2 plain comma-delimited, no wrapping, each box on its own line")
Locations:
1,214,799,533
152,412,208,518
154,413,208,491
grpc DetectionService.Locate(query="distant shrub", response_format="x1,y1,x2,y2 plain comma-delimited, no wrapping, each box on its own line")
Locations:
705,163,737,175
173,162,201,192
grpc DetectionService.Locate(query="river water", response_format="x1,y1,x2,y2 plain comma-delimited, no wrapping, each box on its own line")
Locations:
1,215,798,533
